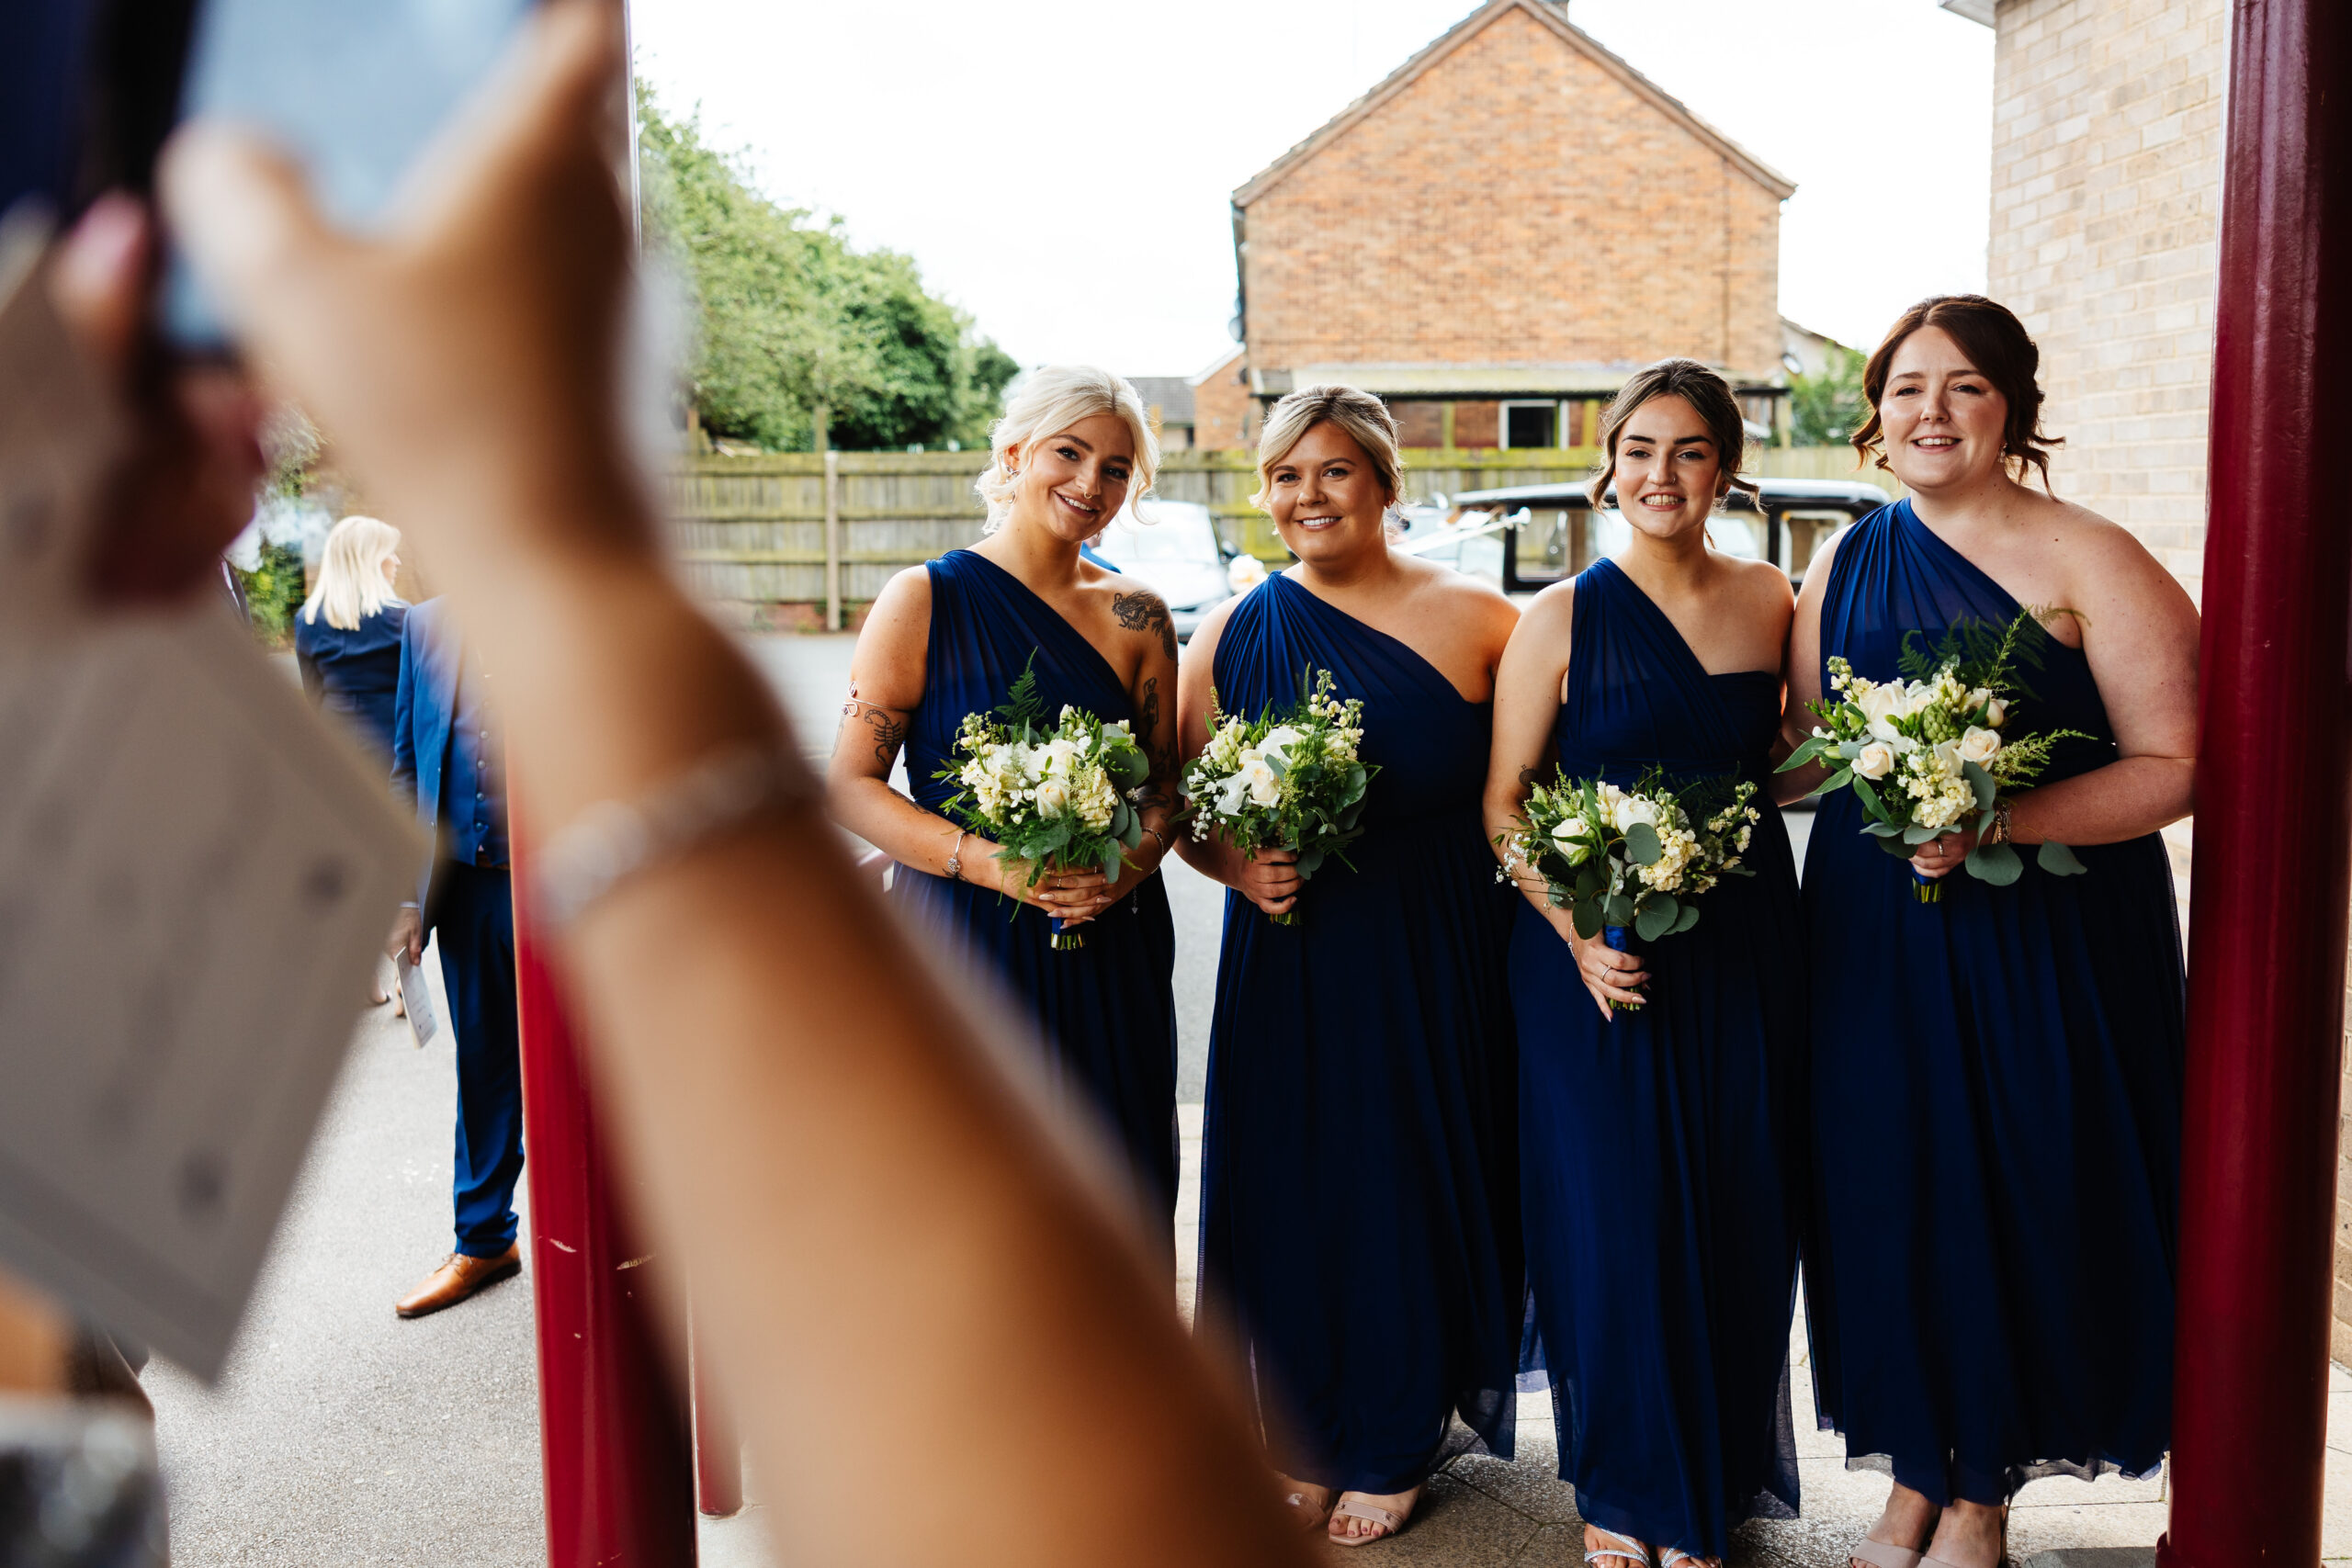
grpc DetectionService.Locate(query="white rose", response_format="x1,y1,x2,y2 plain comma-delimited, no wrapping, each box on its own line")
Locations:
1259,725,1304,761
1964,687,1992,711
1856,684,1903,726
1238,755,1282,807
1957,726,2002,765
1853,741,1896,780
1867,715,1905,744
1984,697,2007,728
1553,816,1587,845
1035,779,1070,818
1616,797,1659,831
1931,739,1963,778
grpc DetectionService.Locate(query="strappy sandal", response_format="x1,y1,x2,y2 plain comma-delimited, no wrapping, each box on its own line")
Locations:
1852,1506,1944,1568
1659,1546,1720,1568
1329,1486,1421,1548
1587,1527,1654,1568
1919,1502,2009,1568
1276,1476,1331,1533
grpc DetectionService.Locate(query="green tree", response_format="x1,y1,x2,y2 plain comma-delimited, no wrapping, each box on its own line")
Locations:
1789,344,1868,448
637,86,1017,452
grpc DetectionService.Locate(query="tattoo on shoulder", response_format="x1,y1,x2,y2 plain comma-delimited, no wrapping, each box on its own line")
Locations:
865,708,908,768
1113,591,1177,660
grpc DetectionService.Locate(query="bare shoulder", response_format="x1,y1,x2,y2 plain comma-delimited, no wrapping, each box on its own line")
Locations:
1408,554,1519,636
1721,552,1796,608
2032,495,2188,605
1515,576,1577,641
1184,588,1246,673
858,564,933,648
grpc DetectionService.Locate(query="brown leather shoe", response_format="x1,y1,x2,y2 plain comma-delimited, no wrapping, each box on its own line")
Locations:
395,1245,521,1319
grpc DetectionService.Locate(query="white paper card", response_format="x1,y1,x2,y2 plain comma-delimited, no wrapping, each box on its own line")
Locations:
0,219,424,1379
396,951,439,1047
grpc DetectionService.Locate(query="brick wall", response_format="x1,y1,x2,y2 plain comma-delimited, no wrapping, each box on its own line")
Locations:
1191,351,1256,451
1238,4,1784,387
1985,0,2227,605
1983,0,2352,1366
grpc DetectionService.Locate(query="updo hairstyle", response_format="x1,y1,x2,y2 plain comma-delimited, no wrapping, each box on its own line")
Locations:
1588,358,1758,511
1852,294,2063,492
975,365,1160,532
1250,383,1407,514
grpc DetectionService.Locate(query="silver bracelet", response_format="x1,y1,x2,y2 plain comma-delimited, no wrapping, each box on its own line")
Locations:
534,739,816,930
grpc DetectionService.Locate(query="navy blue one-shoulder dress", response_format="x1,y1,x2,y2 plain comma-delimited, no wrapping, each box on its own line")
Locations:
894,550,1181,1238
1511,559,1804,1556
1196,572,1521,1495
1804,502,2184,1506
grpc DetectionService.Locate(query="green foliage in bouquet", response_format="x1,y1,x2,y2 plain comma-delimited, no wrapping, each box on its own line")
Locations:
1182,667,1377,926
1778,606,2093,899
933,654,1153,946
1502,768,1758,949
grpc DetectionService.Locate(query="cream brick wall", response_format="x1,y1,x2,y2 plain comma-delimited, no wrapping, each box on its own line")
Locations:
1239,6,1785,387
1986,0,2228,605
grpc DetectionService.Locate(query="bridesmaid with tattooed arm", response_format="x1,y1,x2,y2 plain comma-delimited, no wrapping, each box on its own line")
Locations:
826,367,1187,1250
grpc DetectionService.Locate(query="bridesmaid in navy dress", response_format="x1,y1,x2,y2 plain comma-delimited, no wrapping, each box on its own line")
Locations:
1176,385,1522,1547
1485,361,1804,1568
1780,298,2197,1568
827,367,1186,1244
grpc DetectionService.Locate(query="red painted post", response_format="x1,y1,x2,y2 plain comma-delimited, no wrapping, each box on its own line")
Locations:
692,1316,744,1517
2160,5,2352,1567
514,848,699,1567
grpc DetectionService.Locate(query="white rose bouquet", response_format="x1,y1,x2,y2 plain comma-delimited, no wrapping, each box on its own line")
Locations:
1777,607,2092,904
1500,768,1758,1010
933,655,1153,950
1182,668,1376,928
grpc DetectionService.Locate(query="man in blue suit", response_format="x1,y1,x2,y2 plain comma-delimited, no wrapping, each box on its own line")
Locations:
388,598,524,1318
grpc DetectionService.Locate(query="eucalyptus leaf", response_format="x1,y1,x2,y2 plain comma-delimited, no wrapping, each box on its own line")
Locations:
1968,841,2023,886
2036,839,2088,877
1962,760,1995,812
1878,832,1917,859
1851,773,1883,818
1903,822,1941,845
1297,848,1326,878
1671,903,1701,934
1776,738,1826,773
1264,753,1287,779
1572,899,1604,941
1604,893,1635,928
1625,821,1663,866
1862,820,1904,838
1809,766,1854,799
1837,739,1866,760
1634,895,1679,942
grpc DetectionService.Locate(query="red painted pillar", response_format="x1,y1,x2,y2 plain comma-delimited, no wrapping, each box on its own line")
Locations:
2161,4,2352,1567
514,845,698,1567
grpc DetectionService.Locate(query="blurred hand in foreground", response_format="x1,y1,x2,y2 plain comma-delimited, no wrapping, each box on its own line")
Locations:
46,197,264,604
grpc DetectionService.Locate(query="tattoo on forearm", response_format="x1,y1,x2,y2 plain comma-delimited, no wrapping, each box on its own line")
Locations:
1114,591,1178,660
1136,675,1177,800
1518,764,1542,788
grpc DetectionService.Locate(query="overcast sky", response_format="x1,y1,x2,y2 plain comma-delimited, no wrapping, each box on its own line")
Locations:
628,0,1993,378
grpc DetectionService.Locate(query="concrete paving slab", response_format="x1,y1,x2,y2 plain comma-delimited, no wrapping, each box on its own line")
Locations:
2019,1549,2155,1568
1311,1472,1540,1564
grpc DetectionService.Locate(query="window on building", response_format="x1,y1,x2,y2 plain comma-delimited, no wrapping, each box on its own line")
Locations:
1500,401,1557,449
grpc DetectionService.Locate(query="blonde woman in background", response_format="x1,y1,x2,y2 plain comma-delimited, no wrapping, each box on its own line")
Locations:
1177,385,1522,1546
827,367,1188,1251
294,514,408,759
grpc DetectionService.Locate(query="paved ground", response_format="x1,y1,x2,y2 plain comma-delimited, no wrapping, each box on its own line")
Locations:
144,633,2352,1564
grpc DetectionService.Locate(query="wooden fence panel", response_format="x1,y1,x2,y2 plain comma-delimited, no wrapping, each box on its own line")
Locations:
666,447,1889,615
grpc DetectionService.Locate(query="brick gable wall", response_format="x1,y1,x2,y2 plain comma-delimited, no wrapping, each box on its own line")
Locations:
1238,6,1782,386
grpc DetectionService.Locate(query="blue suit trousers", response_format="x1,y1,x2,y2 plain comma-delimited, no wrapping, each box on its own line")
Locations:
437,863,525,1258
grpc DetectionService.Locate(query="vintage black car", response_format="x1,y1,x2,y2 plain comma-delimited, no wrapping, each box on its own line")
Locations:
1419,476,1894,594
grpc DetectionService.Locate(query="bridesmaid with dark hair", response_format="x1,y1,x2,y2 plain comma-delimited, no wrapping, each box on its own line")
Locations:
827,365,1186,1243
1780,296,2198,1568
1485,359,1804,1568
1177,384,1522,1548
